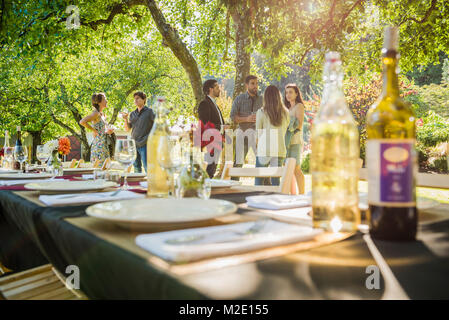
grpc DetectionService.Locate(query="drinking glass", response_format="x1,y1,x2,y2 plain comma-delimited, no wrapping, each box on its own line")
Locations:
157,135,183,197
36,145,50,166
114,139,137,190
14,145,28,174
4,147,14,169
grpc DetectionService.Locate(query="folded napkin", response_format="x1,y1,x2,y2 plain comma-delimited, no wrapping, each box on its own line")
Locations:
0,179,53,186
39,190,145,206
135,219,323,262
82,174,94,180
246,194,311,210
140,181,148,188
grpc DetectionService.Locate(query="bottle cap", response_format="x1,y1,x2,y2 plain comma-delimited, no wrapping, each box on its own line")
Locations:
383,26,399,51
16,126,21,131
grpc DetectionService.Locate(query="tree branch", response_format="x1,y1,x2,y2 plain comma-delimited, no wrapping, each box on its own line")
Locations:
399,0,438,25
50,113,82,140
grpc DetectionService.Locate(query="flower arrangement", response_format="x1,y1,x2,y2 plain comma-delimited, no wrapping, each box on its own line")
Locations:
44,137,71,156
44,137,71,176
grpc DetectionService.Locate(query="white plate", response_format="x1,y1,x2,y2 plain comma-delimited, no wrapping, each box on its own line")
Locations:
358,192,440,211
24,180,117,192
0,173,53,180
122,172,146,178
206,179,241,188
63,168,95,173
0,169,21,174
86,198,238,229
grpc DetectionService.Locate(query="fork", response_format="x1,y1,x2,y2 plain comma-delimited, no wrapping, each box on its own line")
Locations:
56,189,122,199
164,219,269,245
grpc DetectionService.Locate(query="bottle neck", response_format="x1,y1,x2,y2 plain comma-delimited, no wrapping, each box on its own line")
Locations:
382,51,400,97
16,130,22,146
4,132,9,147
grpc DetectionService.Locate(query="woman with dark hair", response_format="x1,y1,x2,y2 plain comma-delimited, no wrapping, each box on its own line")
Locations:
79,93,114,165
284,83,305,194
255,85,290,186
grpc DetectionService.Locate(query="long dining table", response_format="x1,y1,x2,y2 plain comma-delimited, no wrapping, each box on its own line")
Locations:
1,175,449,300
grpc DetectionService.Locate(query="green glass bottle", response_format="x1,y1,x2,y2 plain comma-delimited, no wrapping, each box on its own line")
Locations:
366,27,417,241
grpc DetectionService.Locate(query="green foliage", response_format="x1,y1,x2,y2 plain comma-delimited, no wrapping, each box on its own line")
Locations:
443,58,449,83
417,111,449,147
407,83,449,118
406,52,447,86
301,152,310,174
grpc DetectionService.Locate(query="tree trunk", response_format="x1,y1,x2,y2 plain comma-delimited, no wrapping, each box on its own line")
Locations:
146,0,203,109
230,5,252,99
29,131,42,163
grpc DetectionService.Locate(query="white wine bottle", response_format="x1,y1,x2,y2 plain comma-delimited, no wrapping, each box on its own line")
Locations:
366,27,417,241
146,97,169,197
311,52,360,233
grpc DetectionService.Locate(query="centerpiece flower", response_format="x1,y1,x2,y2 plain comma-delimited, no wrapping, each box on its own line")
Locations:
44,137,71,175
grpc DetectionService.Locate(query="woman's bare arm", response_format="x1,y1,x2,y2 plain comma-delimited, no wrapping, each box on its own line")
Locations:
296,104,305,130
79,111,100,136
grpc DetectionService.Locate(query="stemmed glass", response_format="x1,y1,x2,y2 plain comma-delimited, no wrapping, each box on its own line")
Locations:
4,147,15,170
157,135,183,197
114,138,137,190
36,145,50,167
14,145,28,174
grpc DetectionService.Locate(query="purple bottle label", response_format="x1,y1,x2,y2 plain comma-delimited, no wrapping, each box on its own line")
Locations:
380,143,414,202
367,139,416,206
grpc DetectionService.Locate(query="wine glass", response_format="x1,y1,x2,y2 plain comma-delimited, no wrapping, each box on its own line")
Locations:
14,145,28,174
114,138,137,190
119,107,129,119
36,145,50,167
4,147,14,170
157,135,183,197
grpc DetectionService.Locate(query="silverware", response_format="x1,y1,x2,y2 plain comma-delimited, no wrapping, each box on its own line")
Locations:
164,219,269,245
56,189,122,199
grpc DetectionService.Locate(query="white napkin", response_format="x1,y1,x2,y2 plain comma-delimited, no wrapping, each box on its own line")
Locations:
39,190,145,206
140,181,148,188
135,219,323,262
82,174,94,180
0,179,53,186
246,194,311,210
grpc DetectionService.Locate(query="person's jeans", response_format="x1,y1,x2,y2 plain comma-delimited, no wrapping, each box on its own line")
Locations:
133,146,147,173
255,156,285,186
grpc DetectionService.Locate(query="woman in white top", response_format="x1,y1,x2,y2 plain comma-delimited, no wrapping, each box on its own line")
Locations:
255,85,290,186
284,83,305,194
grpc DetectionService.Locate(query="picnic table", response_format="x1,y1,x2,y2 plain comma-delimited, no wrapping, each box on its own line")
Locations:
1,175,449,299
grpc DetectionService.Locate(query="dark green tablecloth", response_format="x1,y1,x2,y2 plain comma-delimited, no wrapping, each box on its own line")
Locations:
1,189,449,299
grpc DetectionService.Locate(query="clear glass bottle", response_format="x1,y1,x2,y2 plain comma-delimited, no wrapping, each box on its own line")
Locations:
366,27,417,241
146,97,170,197
2,130,10,168
178,129,209,198
311,52,360,232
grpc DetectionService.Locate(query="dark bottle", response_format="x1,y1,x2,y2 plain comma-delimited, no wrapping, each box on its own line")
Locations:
13,126,22,170
366,27,417,241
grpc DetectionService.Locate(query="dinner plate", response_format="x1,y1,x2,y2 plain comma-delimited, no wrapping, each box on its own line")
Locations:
358,192,440,211
206,179,241,188
63,168,95,173
86,198,238,229
24,180,117,192
0,173,53,180
0,169,21,174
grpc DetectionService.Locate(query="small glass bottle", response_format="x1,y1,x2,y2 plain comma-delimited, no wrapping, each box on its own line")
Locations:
2,130,10,168
311,52,360,233
178,129,209,198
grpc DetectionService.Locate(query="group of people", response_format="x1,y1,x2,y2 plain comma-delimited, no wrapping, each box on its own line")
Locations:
198,75,305,193
79,91,154,173
79,74,306,194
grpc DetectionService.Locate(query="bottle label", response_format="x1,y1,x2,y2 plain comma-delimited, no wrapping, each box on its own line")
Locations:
366,139,416,207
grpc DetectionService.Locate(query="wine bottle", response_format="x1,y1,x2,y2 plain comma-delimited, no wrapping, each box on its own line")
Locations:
13,126,22,170
366,27,417,241
311,52,360,233
146,97,170,197
2,130,10,168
